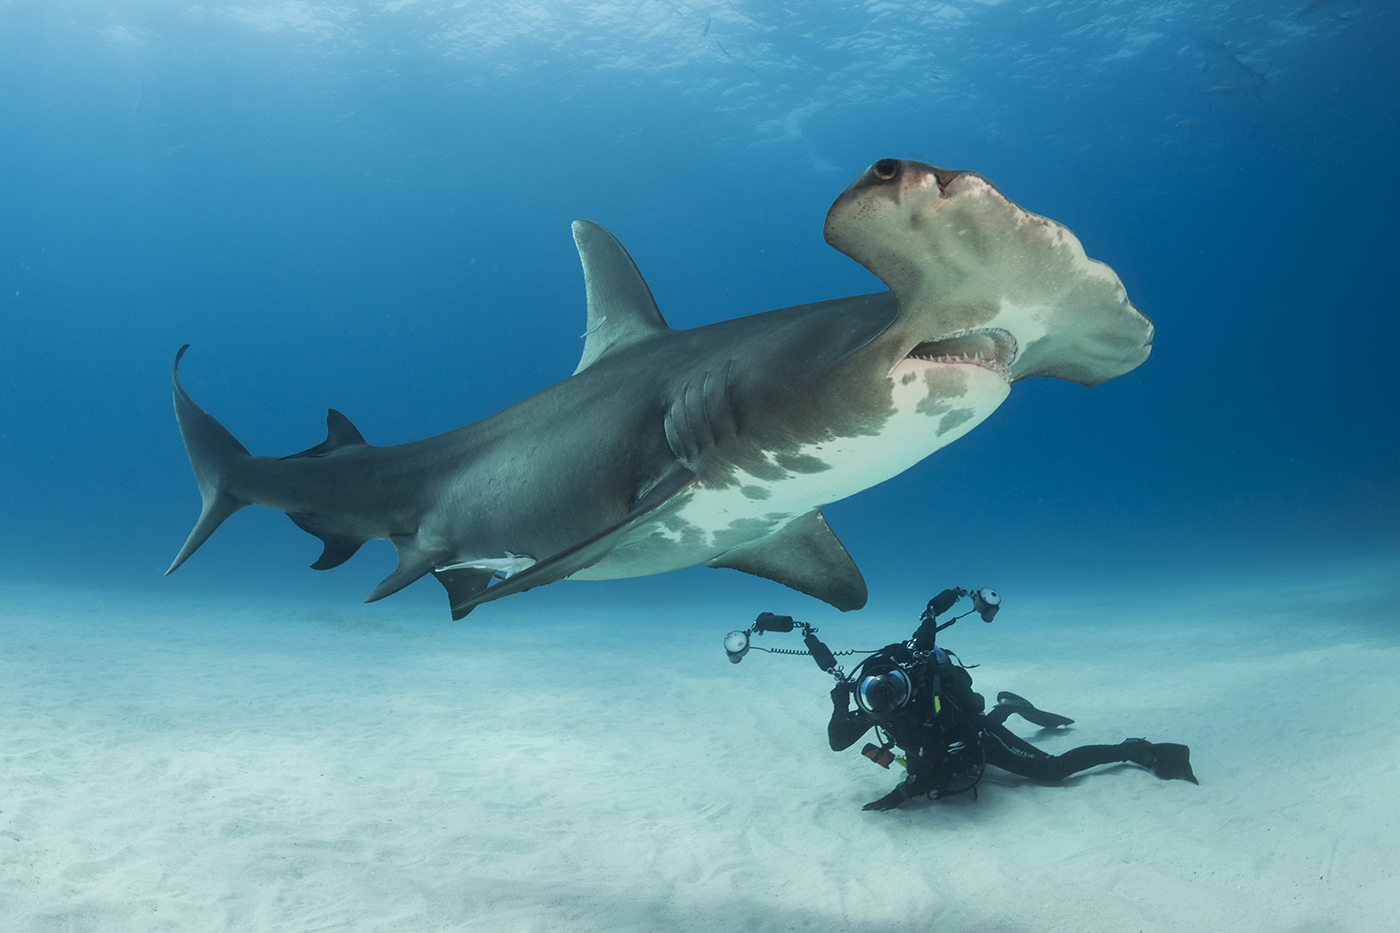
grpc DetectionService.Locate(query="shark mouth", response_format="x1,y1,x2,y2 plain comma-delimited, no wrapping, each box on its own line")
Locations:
905,328,1017,381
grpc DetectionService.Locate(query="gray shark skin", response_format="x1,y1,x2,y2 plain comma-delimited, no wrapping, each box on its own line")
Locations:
168,158,1153,619
1199,39,1271,96
1297,0,1358,24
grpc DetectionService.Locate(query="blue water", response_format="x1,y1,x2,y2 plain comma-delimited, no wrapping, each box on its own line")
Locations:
1,2,1396,613
3,7,1400,930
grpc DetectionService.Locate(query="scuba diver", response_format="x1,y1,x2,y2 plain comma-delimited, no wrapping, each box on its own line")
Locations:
724,587,1197,811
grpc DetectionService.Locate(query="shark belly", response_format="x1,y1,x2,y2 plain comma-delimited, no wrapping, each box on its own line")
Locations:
574,361,1011,580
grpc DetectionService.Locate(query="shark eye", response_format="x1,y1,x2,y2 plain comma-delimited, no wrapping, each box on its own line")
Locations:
873,159,901,181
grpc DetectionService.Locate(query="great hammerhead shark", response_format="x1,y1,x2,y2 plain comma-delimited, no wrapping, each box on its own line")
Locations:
168,159,1153,618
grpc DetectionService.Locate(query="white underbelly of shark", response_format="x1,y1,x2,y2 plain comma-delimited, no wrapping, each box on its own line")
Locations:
574,361,1011,580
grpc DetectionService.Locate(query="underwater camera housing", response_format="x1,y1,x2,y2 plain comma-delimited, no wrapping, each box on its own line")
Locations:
853,663,913,716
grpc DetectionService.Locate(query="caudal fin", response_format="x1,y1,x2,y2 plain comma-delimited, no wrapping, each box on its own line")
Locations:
165,345,252,575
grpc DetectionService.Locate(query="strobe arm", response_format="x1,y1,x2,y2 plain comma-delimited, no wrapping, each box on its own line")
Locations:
913,586,1002,649
725,613,840,673
804,629,838,673
925,588,967,619
913,588,966,649
753,612,796,633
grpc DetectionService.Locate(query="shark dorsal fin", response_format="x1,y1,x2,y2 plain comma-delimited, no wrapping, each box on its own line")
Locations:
324,409,367,447
571,220,669,375
282,409,368,460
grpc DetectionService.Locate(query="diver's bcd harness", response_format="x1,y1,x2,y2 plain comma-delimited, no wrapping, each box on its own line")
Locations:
724,587,1002,802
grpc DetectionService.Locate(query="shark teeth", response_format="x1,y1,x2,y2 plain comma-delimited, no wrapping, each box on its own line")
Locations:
905,328,1017,380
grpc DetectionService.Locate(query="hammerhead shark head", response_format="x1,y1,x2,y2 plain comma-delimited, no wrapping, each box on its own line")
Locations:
167,159,1153,618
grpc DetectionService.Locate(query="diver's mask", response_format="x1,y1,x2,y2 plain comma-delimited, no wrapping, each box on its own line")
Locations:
854,663,913,717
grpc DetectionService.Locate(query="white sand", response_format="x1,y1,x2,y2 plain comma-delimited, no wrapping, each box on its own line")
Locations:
2,561,1398,932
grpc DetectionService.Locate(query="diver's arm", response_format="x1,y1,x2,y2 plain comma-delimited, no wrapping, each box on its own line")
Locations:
827,684,872,751
862,769,939,811
862,742,940,811
862,784,910,811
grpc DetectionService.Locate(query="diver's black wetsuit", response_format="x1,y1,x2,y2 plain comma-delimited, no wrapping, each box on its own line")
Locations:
828,645,1197,810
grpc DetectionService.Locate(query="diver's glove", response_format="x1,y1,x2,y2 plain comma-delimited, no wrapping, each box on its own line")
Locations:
862,783,911,811
1121,738,1199,785
831,683,851,710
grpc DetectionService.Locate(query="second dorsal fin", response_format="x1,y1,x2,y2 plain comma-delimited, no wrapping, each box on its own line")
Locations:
282,409,368,460
571,220,670,374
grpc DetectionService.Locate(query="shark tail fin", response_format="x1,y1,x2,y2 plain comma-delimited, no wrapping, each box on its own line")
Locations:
166,345,253,575
571,220,670,374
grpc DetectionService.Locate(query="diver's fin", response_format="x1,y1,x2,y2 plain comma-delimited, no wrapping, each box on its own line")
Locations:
431,567,496,620
1151,744,1199,785
166,345,253,574
571,220,670,375
366,534,451,603
449,463,699,616
707,511,868,611
1121,739,1199,785
282,409,368,460
995,692,1075,728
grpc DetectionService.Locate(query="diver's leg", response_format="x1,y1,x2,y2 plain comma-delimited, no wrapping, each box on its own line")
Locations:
984,704,1013,726
986,725,1197,784
981,722,1056,775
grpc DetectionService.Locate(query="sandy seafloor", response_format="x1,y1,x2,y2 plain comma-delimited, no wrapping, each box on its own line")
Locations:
2,557,1397,933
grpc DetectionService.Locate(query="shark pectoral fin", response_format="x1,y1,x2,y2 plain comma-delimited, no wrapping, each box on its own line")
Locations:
449,464,698,615
365,534,450,603
706,511,868,611
571,220,670,375
431,567,496,620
